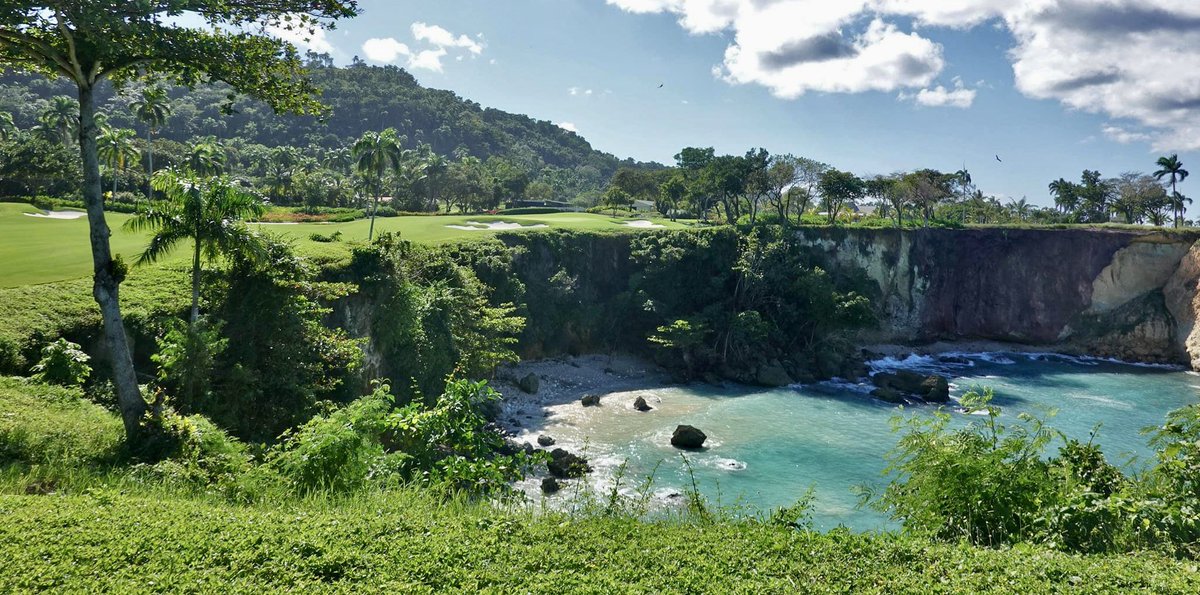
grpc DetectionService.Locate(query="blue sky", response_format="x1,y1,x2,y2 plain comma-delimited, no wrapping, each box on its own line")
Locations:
285,0,1200,206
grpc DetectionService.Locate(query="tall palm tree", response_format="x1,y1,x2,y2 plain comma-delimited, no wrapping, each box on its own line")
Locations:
38,96,78,145
1155,155,1190,228
97,128,140,198
130,86,173,201
185,137,227,177
125,169,266,323
352,128,403,241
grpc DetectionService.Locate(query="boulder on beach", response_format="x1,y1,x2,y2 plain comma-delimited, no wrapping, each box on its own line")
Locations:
581,394,601,407
756,362,794,387
548,448,592,478
541,477,561,494
671,425,707,449
518,373,540,394
537,435,556,447
633,396,652,412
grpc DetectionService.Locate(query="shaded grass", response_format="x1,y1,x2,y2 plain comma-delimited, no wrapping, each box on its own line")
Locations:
0,377,122,466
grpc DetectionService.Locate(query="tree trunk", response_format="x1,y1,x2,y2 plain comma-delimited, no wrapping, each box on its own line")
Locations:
147,127,154,201
79,85,145,441
369,193,379,241
191,236,202,324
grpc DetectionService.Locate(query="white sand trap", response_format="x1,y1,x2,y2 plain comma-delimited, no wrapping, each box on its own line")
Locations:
446,220,548,231
623,220,664,228
24,210,87,220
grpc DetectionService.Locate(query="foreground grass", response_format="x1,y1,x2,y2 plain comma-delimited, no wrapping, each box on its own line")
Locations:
3,492,1198,594
1,378,1198,593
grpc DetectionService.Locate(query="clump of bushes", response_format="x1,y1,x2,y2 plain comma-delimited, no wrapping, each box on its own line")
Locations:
866,389,1200,558
309,230,343,243
30,339,90,387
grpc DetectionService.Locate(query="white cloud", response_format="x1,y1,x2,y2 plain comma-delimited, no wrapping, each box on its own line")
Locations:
557,122,579,133
1103,125,1152,145
360,22,485,72
361,37,411,63
568,87,594,96
412,22,485,55
902,76,977,108
606,0,1200,150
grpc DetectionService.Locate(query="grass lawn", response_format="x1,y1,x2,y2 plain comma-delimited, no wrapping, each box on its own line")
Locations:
0,203,688,288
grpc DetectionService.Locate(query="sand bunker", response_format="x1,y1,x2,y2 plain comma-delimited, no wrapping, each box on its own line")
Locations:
24,210,87,220
623,220,664,228
446,220,548,231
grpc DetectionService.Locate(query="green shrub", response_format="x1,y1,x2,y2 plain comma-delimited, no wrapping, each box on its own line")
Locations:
152,318,227,413
0,337,19,375
373,206,398,217
30,339,91,387
0,377,122,466
135,409,253,487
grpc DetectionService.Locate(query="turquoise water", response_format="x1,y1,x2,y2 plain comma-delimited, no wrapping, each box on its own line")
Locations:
539,353,1200,531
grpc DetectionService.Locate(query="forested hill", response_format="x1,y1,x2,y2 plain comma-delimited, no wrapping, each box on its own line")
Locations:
0,60,656,182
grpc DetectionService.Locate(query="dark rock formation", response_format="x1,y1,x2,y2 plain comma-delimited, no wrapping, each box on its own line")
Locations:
671,425,707,449
872,370,950,403
537,435,556,447
581,394,601,407
541,477,561,494
756,362,794,387
518,373,540,394
633,396,652,411
548,448,591,478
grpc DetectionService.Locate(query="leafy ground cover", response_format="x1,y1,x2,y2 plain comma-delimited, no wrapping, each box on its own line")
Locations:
1,378,1199,593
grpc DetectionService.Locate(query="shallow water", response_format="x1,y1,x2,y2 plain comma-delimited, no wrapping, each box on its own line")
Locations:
534,353,1200,531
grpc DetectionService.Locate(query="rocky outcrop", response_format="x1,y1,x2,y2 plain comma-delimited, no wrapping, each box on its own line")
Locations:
795,228,1200,367
871,370,950,403
633,396,652,412
548,449,591,478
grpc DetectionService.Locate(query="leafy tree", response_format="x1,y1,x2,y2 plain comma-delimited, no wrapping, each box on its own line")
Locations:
97,127,139,197
1155,154,1189,227
352,127,403,240
130,86,172,200
818,169,864,225
0,0,361,442
658,175,686,221
603,186,633,216
1049,178,1079,216
126,170,267,323
0,110,14,140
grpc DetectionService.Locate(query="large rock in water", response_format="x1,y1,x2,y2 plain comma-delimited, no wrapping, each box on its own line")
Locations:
518,373,540,394
580,394,601,407
756,362,794,387
633,396,652,412
547,449,591,478
872,370,950,403
671,425,707,449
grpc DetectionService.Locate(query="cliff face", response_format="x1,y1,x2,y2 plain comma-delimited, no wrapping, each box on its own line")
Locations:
793,227,1200,365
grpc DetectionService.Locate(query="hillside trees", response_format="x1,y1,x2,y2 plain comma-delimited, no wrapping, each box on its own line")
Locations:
0,0,360,442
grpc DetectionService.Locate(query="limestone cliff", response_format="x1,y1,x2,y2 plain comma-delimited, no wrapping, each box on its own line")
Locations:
793,227,1200,366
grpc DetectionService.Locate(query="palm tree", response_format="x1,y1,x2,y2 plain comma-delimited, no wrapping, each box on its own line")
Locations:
97,128,140,198
352,128,404,241
1155,155,1190,228
185,137,227,177
1007,197,1031,222
37,96,78,145
0,111,16,141
125,170,266,323
130,86,173,201
1172,191,1193,228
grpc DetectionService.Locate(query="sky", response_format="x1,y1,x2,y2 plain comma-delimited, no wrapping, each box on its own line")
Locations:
274,0,1200,206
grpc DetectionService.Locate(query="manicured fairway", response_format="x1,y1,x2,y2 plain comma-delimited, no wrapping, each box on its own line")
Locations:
0,204,688,288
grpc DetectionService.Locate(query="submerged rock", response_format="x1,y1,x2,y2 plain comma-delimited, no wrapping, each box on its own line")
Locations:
541,477,561,494
537,435,556,447
872,370,950,403
633,396,653,412
518,373,540,395
548,448,591,478
671,425,707,449
581,394,601,407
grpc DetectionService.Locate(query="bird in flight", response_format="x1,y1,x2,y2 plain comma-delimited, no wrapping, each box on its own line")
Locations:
658,83,664,88
995,155,1003,163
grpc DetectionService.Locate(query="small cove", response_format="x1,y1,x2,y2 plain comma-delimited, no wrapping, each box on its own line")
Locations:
513,353,1200,531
